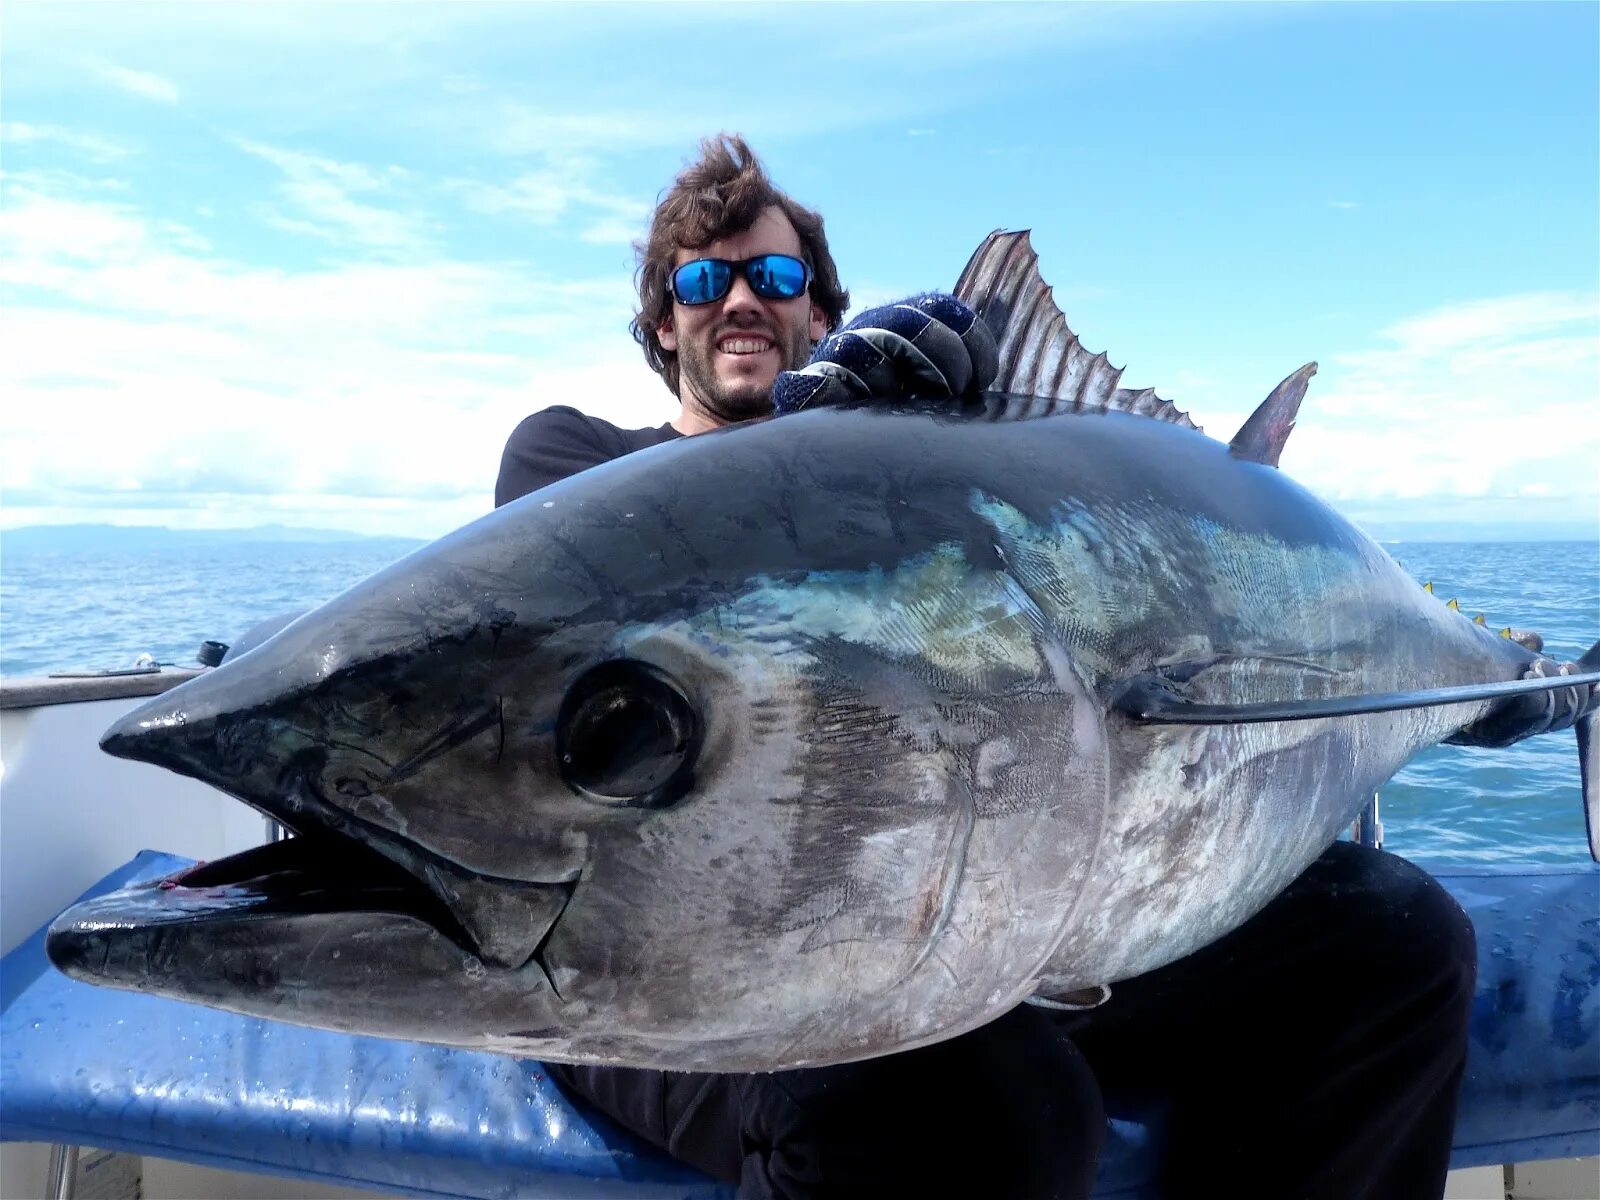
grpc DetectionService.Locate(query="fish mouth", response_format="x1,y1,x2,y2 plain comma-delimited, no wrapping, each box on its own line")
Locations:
46,825,578,994
144,835,482,941
94,699,581,980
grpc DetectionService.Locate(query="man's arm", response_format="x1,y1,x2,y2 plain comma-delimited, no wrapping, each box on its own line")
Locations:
494,407,619,507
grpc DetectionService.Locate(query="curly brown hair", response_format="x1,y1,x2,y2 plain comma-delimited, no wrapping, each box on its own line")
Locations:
632,134,849,396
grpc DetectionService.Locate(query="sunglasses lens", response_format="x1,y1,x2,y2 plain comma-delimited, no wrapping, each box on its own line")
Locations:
752,255,808,299
673,260,730,305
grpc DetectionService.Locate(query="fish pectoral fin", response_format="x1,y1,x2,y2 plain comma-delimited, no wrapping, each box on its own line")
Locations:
1025,983,1112,1011
1108,653,1350,718
1228,363,1318,468
1117,652,1600,730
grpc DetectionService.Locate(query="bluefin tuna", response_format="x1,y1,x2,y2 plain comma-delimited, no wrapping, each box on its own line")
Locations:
47,232,1600,1071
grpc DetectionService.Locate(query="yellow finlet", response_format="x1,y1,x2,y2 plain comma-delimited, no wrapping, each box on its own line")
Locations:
1423,582,1434,593
1500,627,1514,639
1473,613,1487,626
1446,598,1461,611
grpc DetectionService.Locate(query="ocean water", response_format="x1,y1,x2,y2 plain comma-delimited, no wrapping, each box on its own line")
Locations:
1,539,427,679
1,536,1595,866
1356,540,1597,866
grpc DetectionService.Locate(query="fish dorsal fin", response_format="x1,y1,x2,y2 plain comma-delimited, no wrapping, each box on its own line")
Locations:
1228,362,1318,467
954,230,1201,432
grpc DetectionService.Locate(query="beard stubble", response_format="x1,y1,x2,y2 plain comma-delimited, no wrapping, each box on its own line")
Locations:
676,320,814,424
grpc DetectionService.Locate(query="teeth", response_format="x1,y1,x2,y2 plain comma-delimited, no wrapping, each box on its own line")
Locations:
719,337,771,354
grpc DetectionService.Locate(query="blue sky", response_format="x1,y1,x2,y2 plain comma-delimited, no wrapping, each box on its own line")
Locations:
2,2,1595,538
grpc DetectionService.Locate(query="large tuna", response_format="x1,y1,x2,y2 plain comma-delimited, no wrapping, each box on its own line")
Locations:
47,233,1599,1072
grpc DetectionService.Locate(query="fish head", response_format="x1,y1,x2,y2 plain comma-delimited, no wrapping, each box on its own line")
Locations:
51,415,1110,1069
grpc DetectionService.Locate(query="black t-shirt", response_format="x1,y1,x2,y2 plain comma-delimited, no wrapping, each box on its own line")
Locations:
494,406,682,507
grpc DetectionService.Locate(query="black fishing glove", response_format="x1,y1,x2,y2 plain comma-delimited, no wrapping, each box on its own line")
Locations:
772,293,998,415
1449,657,1600,747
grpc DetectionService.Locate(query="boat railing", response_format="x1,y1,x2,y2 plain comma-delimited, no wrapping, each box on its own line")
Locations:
0,667,204,711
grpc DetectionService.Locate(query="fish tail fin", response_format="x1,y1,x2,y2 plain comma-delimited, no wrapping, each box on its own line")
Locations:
1580,639,1600,673
1577,641,1600,862
1581,712,1599,863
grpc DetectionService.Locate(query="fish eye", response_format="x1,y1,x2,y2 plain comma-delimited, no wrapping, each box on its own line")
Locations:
557,660,699,808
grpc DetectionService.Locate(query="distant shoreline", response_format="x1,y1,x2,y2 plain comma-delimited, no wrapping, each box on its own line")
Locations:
1,524,427,552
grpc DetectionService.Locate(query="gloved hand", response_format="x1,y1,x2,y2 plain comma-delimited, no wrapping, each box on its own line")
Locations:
1449,656,1599,747
772,293,998,415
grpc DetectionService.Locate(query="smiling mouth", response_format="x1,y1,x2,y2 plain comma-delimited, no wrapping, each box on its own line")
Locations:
718,335,774,355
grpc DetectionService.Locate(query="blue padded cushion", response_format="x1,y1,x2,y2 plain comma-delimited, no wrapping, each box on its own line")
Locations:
2,853,1596,1198
0,853,726,1199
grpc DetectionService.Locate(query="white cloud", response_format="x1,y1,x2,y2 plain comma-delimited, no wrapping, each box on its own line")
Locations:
89,61,179,104
237,140,429,252
7,175,1591,540
0,183,666,538
1374,293,1597,358
1265,293,1600,508
579,216,645,246
453,171,572,224
0,183,152,262
240,142,393,192
2,122,132,161
230,141,650,255
448,153,649,235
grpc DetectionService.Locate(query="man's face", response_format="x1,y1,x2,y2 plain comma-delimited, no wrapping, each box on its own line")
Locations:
658,206,828,426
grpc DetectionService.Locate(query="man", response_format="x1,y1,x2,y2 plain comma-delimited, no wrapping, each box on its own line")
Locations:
495,135,1477,1200
494,139,844,502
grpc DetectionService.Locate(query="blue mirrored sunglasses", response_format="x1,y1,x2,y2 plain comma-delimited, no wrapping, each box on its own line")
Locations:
670,254,812,306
